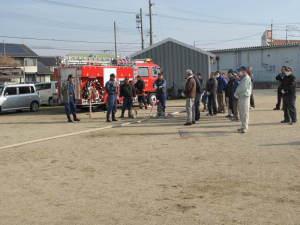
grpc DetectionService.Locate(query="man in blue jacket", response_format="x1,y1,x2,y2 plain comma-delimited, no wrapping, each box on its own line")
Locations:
216,71,228,113
105,74,118,122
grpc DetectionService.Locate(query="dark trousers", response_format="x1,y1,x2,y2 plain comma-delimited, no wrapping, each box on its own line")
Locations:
276,88,283,109
157,94,166,115
250,93,255,108
122,97,133,111
232,98,239,119
228,96,234,114
138,95,147,106
283,95,297,122
194,93,201,121
64,99,76,116
207,94,217,115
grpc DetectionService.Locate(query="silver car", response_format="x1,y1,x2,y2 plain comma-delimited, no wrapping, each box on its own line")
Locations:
0,84,40,112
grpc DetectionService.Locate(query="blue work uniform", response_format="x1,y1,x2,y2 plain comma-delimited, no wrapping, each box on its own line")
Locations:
63,82,76,116
105,80,118,117
154,79,167,115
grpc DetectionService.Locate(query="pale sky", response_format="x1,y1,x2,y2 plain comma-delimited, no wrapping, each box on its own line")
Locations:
1,0,300,56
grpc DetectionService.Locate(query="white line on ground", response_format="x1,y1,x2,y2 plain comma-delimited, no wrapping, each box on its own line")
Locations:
0,110,183,151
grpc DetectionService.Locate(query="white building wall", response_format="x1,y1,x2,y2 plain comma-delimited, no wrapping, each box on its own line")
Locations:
212,46,300,82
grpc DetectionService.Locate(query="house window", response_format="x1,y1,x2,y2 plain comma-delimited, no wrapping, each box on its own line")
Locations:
24,58,37,67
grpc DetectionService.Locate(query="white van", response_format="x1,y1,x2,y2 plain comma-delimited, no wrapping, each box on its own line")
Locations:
35,81,58,105
0,84,40,112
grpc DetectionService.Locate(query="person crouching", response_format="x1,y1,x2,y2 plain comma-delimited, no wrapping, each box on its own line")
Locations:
120,78,135,119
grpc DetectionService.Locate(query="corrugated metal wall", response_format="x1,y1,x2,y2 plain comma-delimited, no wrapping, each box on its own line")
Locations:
132,41,210,94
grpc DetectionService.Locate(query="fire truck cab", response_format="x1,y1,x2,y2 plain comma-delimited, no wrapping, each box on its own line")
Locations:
133,59,160,103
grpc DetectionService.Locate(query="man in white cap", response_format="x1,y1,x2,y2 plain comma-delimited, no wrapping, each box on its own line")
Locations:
234,66,252,133
184,69,196,126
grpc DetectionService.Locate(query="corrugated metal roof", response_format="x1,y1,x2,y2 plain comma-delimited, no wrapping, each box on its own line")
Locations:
0,43,38,58
211,43,300,53
131,38,216,58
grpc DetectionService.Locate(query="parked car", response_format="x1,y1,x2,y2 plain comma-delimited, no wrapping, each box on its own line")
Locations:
35,81,58,105
0,84,40,112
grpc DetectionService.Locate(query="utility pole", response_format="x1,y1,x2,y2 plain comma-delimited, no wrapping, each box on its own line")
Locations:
140,8,144,50
270,23,273,44
285,25,288,45
149,0,153,46
3,40,6,56
136,8,144,50
114,21,117,59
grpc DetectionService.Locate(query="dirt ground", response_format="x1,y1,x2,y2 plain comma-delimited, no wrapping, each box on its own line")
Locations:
0,89,299,225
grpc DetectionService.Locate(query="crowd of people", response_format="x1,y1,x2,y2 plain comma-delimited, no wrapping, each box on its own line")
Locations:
184,66,253,133
61,65,297,132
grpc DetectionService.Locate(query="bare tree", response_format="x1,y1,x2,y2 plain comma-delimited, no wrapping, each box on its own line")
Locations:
0,56,20,67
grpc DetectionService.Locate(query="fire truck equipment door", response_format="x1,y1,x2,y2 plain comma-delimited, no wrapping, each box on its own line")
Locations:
104,68,117,84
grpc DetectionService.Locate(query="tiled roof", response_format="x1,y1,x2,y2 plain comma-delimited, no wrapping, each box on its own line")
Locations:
0,43,38,58
271,39,300,46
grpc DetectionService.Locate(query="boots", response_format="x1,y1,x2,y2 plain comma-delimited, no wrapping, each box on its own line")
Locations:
106,112,111,122
120,110,125,118
112,112,118,122
73,113,80,122
67,115,73,123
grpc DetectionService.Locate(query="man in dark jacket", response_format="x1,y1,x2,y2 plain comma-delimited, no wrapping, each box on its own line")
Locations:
225,70,235,118
274,66,287,110
206,72,218,116
194,72,203,122
184,69,197,126
120,78,135,118
154,73,167,117
281,67,297,125
134,75,147,109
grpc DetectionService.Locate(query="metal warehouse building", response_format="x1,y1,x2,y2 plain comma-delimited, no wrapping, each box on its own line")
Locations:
131,38,215,96
211,44,300,86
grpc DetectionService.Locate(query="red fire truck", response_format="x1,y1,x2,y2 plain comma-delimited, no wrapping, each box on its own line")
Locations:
56,59,160,108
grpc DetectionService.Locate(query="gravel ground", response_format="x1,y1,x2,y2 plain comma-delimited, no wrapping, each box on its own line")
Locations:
0,89,299,225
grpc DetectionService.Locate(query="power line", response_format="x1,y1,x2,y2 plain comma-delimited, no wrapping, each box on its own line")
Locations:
195,32,262,46
34,0,137,15
33,0,270,28
30,46,138,53
0,35,140,45
155,13,269,27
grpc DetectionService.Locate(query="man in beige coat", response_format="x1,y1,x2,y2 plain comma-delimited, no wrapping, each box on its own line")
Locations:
234,66,252,133
184,69,197,126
